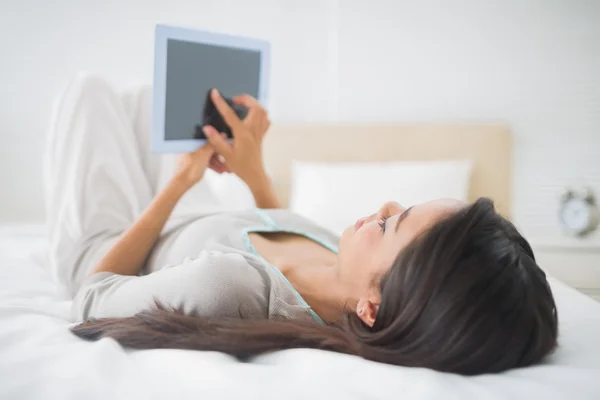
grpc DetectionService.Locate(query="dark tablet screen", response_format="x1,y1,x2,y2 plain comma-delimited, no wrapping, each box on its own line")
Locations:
164,38,261,141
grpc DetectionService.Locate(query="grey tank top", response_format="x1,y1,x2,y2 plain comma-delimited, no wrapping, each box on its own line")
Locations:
72,209,340,323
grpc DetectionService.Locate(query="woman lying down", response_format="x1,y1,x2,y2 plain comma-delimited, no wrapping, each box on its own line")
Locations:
53,76,557,376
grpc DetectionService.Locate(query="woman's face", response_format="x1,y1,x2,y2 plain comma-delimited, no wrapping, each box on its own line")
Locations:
337,199,464,324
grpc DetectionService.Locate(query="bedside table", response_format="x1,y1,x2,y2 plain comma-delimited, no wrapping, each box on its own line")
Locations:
533,245,600,302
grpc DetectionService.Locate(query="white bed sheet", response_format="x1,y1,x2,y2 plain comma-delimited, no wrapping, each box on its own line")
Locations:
1,224,600,400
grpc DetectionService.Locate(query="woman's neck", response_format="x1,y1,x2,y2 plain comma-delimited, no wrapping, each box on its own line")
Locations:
246,232,356,323
284,263,357,324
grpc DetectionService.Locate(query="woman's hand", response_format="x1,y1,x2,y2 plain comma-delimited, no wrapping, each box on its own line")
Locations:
173,143,215,188
202,89,271,189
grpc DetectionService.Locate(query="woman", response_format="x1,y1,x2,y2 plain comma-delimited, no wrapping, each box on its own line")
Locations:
49,75,557,376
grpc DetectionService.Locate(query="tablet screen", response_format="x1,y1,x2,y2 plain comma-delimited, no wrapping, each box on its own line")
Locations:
164,38,261,141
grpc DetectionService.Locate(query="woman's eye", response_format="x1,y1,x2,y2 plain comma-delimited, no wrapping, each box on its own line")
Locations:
378,217,388,233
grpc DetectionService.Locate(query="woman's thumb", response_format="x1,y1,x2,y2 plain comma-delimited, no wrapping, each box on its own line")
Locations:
203,125,232,158
192,141,215,160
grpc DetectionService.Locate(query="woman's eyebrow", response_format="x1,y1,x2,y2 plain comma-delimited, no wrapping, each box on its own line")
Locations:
395,207,413,233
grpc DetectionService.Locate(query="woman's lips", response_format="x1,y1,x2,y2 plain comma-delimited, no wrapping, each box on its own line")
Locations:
355,218,365,231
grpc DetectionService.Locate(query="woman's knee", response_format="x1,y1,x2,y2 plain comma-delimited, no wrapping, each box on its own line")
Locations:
61,72,119,111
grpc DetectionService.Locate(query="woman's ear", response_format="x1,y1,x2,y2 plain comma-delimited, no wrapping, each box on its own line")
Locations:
356,297,380,327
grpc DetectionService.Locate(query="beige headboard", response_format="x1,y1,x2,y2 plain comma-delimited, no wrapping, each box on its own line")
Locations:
263,124,512,218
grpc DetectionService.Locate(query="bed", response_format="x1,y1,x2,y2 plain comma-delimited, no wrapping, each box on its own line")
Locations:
1,124,600,399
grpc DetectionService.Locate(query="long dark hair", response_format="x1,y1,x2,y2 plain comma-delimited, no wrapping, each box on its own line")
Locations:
72,198,558,375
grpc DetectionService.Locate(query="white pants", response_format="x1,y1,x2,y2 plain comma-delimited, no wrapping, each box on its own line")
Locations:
44,74,226,295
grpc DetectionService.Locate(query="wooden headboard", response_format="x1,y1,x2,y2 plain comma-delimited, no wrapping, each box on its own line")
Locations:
263,124,512,218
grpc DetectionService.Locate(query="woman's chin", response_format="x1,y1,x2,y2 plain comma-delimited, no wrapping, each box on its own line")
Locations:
340,225,352,237
338,225,355,247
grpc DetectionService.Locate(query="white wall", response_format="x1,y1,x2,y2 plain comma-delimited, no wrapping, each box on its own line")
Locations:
336,0,600,246
0,0,335,221
1,0,600,247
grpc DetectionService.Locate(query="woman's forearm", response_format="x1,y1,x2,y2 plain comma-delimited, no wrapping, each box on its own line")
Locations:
89,178,190,277
248,172,281,209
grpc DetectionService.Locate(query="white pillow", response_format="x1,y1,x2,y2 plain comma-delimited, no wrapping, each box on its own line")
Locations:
289,160,472,235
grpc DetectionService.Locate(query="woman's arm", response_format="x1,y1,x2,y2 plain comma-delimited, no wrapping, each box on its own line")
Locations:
88,145,215,277
88,178,187,277
247,171,281,209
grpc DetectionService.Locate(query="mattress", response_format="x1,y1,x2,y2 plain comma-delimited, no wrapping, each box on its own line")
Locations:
1,224,600,400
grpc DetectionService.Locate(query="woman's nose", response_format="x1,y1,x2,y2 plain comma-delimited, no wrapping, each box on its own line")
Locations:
383,201,406,216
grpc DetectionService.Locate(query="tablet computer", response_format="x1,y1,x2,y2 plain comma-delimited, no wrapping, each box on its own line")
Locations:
151,24,270,153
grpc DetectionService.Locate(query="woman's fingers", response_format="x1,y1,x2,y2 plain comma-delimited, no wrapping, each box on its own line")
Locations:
208,158,221,173
233,94,267,127
208,153,230,174
209,156,226,174
232,94,260,109
215,134,232,173
211,89,243,135
174,142,215,185
190,142,215,163
258,118,271,138
203,126,233,158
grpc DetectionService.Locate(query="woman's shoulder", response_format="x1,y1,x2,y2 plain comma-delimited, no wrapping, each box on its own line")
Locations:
73,250,270,321
178,251,270,318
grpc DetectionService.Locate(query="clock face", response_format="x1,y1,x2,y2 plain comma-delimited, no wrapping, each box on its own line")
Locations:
561,198,592,234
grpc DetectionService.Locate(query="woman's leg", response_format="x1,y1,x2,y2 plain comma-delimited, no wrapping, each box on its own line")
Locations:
118,84,163,194
44,74,154,295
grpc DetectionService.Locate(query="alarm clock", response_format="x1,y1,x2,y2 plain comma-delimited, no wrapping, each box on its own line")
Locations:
559,188,599,237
